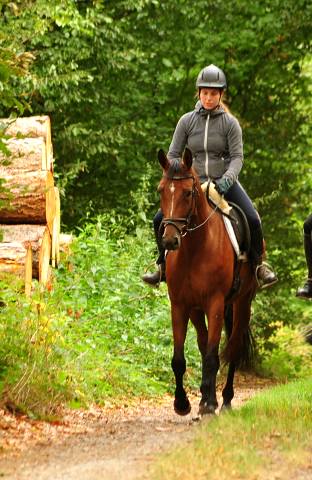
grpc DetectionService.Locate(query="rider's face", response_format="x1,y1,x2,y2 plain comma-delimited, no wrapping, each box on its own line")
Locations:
200,88,223,110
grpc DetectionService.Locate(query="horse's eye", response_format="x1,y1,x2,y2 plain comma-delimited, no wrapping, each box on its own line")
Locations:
185,190,192,198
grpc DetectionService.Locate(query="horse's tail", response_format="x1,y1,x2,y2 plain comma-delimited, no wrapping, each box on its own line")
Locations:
303,324,312,346
220,304,256,371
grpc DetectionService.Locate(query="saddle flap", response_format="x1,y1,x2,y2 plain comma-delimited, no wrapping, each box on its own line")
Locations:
227,202,251,257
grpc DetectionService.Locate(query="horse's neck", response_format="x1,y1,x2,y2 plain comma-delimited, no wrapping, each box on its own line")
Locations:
188,187,222,238
195,187,214,222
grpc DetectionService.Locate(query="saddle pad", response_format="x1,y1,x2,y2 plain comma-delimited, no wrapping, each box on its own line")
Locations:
223,216,248,262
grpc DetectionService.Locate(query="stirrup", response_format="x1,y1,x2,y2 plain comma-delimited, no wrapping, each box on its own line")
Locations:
255,261,278,290
142,262,165,288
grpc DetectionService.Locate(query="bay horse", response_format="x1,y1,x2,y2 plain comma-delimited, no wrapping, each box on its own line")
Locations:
157,148,258,415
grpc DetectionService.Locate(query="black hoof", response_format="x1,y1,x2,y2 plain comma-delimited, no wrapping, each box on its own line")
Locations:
174,398,191,416
220,403,232,412
198,402,216,416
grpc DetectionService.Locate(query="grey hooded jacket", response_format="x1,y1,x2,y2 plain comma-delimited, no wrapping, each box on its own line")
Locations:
167,101,243,186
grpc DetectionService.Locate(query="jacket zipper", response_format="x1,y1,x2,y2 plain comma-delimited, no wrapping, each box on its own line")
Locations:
204,114,210,179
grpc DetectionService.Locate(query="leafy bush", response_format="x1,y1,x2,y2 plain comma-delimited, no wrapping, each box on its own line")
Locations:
0,274,73,417
53,213,203,400
259,321,312,380
0,209,204,416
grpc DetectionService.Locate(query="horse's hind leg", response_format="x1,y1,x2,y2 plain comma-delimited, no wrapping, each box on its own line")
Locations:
221,297,254,410
221,361,235,410
171,305,191,416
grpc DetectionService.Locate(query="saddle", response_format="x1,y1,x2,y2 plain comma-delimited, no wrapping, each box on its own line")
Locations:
224,201,251,261
206,188,251,260
207,191,252,302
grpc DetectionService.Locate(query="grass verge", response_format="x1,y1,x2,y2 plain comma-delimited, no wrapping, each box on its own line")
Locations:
148,378,312,480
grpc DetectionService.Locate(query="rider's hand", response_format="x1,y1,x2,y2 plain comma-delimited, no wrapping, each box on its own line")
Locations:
215,178,231,195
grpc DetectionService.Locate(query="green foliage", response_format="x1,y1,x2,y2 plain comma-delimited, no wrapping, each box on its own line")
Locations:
259,321,312,380
0,0,311,234
51,209,204,401
0,206,204,414
0,274,73,415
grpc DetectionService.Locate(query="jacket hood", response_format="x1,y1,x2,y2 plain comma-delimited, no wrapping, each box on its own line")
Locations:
195,100,226,117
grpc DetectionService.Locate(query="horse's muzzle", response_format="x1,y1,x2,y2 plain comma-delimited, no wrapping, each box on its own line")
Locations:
162,228,181,251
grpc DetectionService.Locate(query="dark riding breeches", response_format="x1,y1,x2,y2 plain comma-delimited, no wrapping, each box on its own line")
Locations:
303,213,312,235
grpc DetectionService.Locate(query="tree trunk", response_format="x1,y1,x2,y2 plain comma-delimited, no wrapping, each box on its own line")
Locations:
0,115,60,284
0,116,52,169
0,137,47,173
0,224,46,279
0,170,56,225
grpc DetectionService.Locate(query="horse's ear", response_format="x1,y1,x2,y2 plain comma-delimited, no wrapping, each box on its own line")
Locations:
158,149,170,171
182,148,193,171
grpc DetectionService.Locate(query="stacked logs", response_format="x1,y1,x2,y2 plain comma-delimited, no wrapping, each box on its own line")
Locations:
0,116,66,294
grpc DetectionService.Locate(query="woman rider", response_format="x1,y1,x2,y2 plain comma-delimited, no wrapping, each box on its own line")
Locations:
142,64,278,289
296,215,312,299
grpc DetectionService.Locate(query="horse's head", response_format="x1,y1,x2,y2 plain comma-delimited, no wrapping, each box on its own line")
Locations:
157,148,199,251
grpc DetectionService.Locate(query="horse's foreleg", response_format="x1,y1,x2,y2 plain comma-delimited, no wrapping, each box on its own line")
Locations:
199,344,220,415
199,301,224,415
171,305,191,416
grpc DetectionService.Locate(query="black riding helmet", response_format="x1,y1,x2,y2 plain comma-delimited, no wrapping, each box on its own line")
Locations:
196,64,227,90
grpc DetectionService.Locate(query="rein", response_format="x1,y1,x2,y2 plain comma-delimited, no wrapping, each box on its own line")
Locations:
160,173,220,237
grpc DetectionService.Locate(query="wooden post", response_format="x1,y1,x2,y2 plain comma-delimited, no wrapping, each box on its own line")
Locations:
46,171,56,235
25,245,32,297
39,227,51,286
51,187,60,267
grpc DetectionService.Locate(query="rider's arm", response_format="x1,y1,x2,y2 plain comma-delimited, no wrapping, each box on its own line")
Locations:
222,116,244,186
167,115,189,161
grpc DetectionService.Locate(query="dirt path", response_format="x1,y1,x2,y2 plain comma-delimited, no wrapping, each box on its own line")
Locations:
0,375,277,480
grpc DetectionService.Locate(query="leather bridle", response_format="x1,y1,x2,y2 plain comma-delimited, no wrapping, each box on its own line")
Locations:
159,173,220,238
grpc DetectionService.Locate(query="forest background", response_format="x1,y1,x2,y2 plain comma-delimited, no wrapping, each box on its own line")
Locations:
1,0,312,415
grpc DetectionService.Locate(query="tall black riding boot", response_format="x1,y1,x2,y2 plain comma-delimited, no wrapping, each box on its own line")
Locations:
296,234,312,300
251,226,278,289
142,228,166,287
